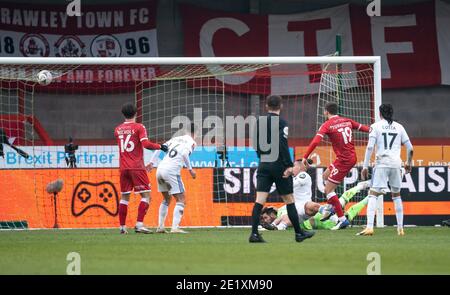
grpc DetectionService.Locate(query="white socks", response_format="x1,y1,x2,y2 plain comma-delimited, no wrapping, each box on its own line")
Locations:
158,200,186,230
392,196,404,229
366,195,377,229
172,202,185,230
158,200,169,229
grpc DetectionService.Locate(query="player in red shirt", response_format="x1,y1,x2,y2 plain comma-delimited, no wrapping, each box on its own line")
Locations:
114,103,168,234
302,102,370,230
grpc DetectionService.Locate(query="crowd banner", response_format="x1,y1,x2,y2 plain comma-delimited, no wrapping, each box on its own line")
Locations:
0,1,158,86
182,1,450,94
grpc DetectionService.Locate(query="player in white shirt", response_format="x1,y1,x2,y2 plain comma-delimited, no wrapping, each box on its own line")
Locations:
147,124,197,234
292,159,321,222
358,104,413,236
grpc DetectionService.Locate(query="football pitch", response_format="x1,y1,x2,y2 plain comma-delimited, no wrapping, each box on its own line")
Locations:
0,227,449,275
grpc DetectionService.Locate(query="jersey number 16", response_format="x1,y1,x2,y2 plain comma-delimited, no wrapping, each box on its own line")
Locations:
119,134,135,152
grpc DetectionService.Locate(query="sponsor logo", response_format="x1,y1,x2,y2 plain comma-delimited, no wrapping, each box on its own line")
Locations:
71,181,119,217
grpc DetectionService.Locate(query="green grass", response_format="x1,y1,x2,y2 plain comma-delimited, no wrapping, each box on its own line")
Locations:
0,227,449,275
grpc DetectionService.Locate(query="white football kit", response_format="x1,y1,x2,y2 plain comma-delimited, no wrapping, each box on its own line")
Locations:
364,119,412,193
292,171,313,221
151,135,196,195
265,171,313,223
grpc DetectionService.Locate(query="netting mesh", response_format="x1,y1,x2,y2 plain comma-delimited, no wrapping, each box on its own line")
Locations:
0,60,377,229
316,64,375,225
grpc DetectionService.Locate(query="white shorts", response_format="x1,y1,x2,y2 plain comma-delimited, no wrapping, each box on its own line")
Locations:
156,168,185,195
295,201,309,222
371,167,402,193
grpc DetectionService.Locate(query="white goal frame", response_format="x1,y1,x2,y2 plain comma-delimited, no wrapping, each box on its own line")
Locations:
0,56,384,228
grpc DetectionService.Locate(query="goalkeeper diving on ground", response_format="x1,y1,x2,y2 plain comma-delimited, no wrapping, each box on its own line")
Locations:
260,159,371,231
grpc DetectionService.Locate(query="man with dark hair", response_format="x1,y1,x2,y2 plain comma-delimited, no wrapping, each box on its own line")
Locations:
114,102,168,234
249,95,314,243
358,104,413,236
298,101,370,230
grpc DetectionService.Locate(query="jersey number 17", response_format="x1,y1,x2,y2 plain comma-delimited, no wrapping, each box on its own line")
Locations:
382,132,397,150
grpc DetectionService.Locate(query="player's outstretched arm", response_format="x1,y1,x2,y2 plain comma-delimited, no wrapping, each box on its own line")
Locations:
350,120,370,133
146,147,164,171
302,134,323,161
140,138,161,150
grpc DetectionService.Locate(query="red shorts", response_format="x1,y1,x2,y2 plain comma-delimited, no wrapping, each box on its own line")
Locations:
120,169,151,193
327,158,356,184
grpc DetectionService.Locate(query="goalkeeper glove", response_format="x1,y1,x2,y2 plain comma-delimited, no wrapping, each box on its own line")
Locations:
160,144,169,153
261,223,278,230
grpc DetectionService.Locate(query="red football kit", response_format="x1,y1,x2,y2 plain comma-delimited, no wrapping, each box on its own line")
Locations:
304,115,370,184
114,121,160,193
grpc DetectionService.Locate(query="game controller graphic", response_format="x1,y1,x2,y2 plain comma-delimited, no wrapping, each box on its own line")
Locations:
71,181,119,217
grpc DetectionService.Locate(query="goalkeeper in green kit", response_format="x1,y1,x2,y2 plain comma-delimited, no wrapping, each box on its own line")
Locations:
260,159,373,231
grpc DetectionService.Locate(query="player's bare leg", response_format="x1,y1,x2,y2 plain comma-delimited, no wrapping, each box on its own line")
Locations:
170,193,187,233
119,193,131,234
135,191,153,234
281,194,315,242
157,192,171,233
249,192,269,243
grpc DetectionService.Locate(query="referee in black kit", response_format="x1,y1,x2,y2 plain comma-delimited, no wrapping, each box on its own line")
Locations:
249,95,315,243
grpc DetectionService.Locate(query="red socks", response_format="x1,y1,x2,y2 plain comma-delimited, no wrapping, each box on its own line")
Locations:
119,199,150,226
119,202,128,226
327,194,344,218
137,201,149,223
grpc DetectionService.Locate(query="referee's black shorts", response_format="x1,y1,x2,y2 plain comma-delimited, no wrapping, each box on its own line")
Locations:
256,162,293,195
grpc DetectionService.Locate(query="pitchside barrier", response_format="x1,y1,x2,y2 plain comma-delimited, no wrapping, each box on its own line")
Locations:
1,166,449,229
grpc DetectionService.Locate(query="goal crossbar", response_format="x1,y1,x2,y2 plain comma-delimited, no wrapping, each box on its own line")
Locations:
0,56,380,65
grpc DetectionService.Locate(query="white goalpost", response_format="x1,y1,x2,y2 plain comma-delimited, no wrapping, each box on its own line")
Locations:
0,56,383,229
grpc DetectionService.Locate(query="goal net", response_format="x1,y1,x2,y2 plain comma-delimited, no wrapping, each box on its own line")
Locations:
0,57,381,229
